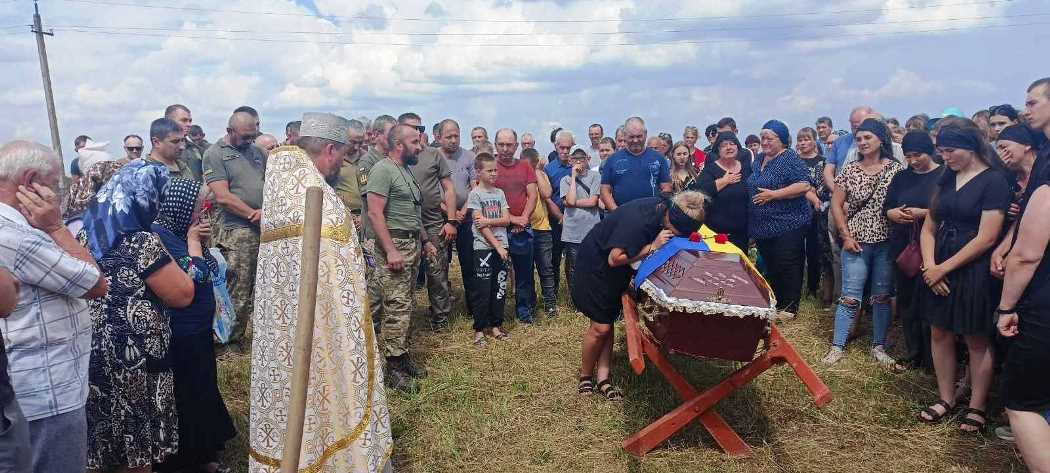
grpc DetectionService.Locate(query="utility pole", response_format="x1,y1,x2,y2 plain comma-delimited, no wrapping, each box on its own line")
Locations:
32,0,62,159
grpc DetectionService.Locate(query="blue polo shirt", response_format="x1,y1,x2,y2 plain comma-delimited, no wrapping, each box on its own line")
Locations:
746,149,812,240
600,148,671,206
544,158,573,211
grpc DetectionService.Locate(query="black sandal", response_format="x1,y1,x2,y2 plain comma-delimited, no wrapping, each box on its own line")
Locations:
918,399,955,423
578,376,594,396
959,407,987,433
596,379,624,401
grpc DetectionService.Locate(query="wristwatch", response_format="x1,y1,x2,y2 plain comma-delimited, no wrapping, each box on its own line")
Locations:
996,307,1016,315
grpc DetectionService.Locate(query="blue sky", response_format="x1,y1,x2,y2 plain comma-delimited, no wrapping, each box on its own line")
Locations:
0,0,1046,168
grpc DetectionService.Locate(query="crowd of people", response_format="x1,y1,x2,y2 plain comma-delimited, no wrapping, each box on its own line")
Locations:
0,76,1048,472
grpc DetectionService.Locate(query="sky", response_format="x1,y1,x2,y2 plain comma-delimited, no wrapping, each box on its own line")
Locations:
0,0,1047,170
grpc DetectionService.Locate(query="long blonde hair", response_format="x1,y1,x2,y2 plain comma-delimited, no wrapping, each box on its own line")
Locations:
670,141,697,192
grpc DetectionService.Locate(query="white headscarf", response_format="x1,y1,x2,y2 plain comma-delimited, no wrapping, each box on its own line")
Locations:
76,139,115,173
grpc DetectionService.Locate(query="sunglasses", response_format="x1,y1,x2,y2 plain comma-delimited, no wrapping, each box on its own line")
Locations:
125,146,143,152
413,125,426,134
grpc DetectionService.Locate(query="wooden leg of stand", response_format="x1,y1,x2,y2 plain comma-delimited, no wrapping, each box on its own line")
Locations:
767,326,834,407
624,335,754,457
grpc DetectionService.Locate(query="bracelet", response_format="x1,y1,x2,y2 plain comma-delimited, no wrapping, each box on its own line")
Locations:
996,307,1017,315
446,219,460,226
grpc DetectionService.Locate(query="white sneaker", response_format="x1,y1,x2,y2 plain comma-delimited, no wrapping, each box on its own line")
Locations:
871,345,897,365
995,425,1015,442
822,346,845,365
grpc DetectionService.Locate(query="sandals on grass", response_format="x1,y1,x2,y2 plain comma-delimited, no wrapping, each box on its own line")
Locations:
919,399,955,423
596,379,623,401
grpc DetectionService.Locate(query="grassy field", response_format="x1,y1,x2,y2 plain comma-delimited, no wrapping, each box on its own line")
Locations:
216,278,1028,473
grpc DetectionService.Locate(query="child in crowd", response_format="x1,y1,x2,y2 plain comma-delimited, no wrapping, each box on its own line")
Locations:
466,153,511,347
560,148,602,296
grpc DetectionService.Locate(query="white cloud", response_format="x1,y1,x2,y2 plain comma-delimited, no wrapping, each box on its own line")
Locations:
0,0,1031,165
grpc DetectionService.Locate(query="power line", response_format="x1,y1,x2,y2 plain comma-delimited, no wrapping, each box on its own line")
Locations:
54,0,1017,24
47,12,1050,37
51,19,1050,48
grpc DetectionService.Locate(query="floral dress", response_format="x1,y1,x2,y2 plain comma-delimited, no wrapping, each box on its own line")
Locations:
81,231,178,470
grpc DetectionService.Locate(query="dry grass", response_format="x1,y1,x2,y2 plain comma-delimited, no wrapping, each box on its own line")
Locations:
216,271,1028,473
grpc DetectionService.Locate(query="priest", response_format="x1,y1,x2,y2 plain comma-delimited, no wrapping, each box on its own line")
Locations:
249,112,393,472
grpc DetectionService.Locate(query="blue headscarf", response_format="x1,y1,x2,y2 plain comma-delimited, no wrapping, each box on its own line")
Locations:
762,120,791,147
82,159,170,260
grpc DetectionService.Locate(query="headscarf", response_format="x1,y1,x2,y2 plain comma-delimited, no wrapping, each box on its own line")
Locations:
856,118,895,160
62,158,129,220
152,177,218,274
76,139,116,173
712,132,743,158
936,126,980,152
901,130,935,156
761,120,791,147
82,159,169,260
997,124,1035,148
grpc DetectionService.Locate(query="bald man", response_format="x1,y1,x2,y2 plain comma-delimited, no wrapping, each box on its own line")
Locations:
254,133,279,153
203,110,266,345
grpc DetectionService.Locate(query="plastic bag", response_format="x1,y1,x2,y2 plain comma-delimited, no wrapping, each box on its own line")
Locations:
209,248,236,344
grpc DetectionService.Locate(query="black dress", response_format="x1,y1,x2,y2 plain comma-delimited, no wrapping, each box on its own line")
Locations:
917,168,1011,335
694,160,751,250
571,198,666,325
1002,182,1050,413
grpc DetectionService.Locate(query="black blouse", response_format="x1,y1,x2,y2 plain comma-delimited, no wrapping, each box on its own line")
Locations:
882,166,945,257
694,159,752,235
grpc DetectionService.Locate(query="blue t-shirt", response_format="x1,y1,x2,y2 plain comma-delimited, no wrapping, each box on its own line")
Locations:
829,133,854,173
746,149,812,240
600,148,671,206
544,159,573,211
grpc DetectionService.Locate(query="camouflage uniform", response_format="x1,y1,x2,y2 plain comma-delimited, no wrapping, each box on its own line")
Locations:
202,139,266,344
422,225,452,324
369,237,420,357
179,137,205,181
363,157,424,359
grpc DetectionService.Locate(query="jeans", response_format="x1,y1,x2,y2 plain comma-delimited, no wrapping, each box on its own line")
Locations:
563,242,580,297
532,230,557,313
468,250,508,331
756,226,806,313
826,212,843,302
832,241,893,348
29,407,85,473
0,398,30,473
455,217,476,316
508,230,535,321
550,221,565,299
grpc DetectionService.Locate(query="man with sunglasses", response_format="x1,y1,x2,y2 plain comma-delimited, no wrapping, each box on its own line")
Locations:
203,110,266,346
122,134,143,160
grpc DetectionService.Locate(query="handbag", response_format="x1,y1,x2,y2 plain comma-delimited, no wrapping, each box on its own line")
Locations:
895,220,923,278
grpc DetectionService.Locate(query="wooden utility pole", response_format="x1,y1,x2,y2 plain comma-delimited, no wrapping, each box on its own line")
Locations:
32,0,62,159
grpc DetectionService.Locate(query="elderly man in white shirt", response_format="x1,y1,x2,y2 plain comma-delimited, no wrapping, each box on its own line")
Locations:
0,141,108,473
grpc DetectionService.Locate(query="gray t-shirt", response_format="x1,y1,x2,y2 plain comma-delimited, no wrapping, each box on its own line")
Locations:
559,171,601,243
466,186,509,251
446,147,476,209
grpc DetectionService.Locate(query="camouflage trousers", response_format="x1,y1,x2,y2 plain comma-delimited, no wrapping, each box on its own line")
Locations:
365,237,420,358
216,225,260,343
422,225,452,324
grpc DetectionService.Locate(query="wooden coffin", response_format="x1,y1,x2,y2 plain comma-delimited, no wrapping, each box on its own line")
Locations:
637,250,776,362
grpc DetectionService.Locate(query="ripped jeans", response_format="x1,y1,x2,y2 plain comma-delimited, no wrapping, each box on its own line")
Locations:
832,241,893,348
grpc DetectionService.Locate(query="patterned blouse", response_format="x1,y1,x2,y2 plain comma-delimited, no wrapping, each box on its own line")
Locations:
834,159,904,243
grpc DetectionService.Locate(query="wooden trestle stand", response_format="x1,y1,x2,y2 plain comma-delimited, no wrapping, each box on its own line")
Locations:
621,292,833,458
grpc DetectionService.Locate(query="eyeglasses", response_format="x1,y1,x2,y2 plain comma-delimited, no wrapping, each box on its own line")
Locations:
413,125,426,134
125,146,143,152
